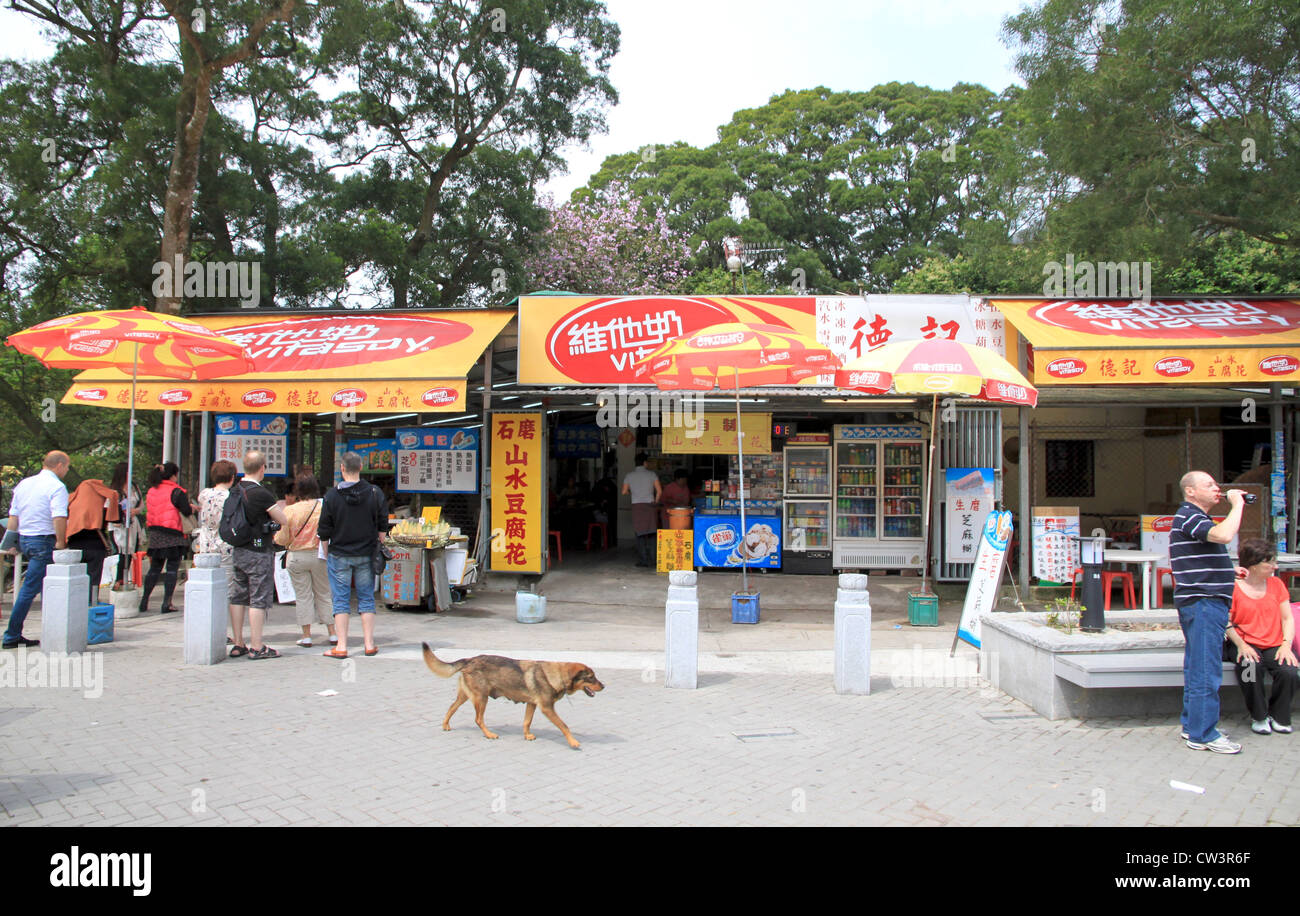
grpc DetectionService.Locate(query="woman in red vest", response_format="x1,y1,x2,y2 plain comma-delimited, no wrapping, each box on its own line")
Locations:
142,461,196,614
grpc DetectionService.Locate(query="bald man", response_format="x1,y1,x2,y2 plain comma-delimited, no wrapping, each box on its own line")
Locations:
1170,470,1246,754
4,451,71,648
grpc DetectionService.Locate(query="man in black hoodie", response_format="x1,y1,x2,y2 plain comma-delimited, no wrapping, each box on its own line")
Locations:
318,451,389,658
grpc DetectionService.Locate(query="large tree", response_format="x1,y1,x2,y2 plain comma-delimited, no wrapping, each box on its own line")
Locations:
1005,0,1300,257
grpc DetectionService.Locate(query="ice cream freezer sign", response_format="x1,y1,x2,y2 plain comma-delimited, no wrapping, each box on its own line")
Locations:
395,428,479,494
214,414,289,476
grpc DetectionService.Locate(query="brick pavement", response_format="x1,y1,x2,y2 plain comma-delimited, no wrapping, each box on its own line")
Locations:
3,591,1299,827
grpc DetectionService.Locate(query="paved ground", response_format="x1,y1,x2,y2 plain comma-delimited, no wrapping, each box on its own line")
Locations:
3,548,1298,827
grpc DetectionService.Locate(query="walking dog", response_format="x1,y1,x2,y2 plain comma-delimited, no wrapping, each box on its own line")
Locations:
422,643,604,749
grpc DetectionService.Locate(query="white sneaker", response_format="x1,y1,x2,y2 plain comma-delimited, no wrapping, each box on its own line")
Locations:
1268,717,1293,734
1181,729,1228,739
1187,735,1243,754
1251,719,1272,735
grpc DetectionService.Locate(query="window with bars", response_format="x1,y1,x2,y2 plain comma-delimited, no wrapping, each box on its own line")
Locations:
1044,439,1094,498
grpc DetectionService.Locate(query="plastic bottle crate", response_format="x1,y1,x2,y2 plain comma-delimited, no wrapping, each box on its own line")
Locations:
907,592,939,627
88,603,114,645
731,593,760,624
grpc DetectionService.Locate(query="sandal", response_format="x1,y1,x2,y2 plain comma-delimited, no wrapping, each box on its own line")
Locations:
227,637,234,645
364,647,378,656
322,648,348,659
297,638,313,647
229,645,249,657
248,645,280,660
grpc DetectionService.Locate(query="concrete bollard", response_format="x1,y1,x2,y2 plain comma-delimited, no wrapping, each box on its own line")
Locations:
41,549,89,654
664,569,699,689
834,573,872,695
184,553,228,665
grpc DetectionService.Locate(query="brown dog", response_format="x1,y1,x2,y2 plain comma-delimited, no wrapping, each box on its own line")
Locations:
422,643,604,749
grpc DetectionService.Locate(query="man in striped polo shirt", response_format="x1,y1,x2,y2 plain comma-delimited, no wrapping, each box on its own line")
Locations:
1170,470,1246,754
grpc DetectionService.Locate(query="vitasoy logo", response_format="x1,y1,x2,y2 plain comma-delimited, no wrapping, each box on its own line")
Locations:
73,388,108,402
158,388,192,405
1259,355,1299,376
220,315,473,373
332,388,367,409
241,389,276,407
421,387,458,407
1154,357,1194,378
1045,357,1087,379
543,297,735,382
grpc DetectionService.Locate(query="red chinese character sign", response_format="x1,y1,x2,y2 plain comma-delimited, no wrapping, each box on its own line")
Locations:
490,413,543,574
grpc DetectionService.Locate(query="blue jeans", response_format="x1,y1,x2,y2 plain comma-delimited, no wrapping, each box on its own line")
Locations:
6,534,55,643
1177,596,1231,743
327,553,375,616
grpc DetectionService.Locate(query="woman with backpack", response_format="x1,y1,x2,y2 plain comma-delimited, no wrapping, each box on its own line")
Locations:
141,461,196,614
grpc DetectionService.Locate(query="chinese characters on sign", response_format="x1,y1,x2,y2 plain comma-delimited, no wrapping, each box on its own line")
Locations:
566,310,685,374
490,414,542,573
1031,506,1080,586
956,510,1013,649
395,428,479,494
656,530,694,574
554,425,603,459
944,468,995,564
661,413,773,455
214,414,289,476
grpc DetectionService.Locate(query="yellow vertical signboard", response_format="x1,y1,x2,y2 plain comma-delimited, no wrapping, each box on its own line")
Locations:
490,413,544,573
656,530,695,574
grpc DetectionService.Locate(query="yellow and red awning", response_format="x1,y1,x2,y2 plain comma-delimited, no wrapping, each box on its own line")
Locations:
62,309,513,412
992,298,1300,385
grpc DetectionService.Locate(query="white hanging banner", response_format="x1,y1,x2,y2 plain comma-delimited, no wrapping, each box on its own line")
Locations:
957,510,1013,649
944,468,995,564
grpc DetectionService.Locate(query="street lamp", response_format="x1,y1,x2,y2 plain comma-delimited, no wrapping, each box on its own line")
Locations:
1073,534,1108,632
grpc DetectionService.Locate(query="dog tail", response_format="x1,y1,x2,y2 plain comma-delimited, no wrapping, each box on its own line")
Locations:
422,642,464,678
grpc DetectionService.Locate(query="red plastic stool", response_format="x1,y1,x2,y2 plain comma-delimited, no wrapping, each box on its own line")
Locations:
1282,570,1300,589
585,522,608,551
548,530,562,567
1070,567,1084,600
1102,571,1137,610
132,551,145,584
1156,567,1175,602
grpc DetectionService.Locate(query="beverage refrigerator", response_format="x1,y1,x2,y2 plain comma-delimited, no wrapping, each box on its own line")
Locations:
832,425,926,571
782,444,832,574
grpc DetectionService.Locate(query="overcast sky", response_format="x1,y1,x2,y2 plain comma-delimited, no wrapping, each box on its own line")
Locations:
0,0,1030,200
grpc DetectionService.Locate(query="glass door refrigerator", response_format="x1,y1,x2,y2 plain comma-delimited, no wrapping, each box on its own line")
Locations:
833,426,926,570
782,444,832,574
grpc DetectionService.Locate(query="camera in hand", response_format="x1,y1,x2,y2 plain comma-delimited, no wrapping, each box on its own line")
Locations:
252,520,282,549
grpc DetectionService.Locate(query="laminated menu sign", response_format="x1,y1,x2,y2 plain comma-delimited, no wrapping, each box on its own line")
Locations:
1032,506,1079,585
215,414,289,476
656,530,694,573
395,427,479,493
944,468,995,564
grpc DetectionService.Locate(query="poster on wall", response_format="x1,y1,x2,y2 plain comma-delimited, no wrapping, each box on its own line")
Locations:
348,439,397,474
395,427,479,493
944,468,995,564
1032,506,1079,585
489,414,543,574
215,414,289,476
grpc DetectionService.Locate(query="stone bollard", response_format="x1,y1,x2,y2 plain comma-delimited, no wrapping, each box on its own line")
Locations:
834,573,872,695
42,549,89,654
184,553,228,665
664,569,699,689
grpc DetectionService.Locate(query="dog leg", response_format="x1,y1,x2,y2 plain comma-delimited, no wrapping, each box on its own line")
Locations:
541,704,581,749
442,684,469,731
472,695,499,740
523,703,537,741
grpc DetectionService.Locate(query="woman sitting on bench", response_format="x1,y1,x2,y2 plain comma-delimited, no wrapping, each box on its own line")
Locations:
1226,538,1299,735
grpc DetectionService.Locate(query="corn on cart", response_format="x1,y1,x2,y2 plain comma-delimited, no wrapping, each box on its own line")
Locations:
382,519,477,611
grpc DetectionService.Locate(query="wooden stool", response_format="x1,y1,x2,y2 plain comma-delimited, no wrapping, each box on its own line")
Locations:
585,522,608,551
548,530,562,567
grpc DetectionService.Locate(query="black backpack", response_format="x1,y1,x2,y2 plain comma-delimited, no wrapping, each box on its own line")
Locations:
218,482,256,548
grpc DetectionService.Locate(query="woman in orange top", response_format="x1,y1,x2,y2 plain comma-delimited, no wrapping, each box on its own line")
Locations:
1226,538,1299,735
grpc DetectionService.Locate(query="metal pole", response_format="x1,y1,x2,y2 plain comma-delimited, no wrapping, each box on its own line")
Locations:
735,366,747,595
1017,334,1031,594
920,393,938,594
479,345,493,570
125,343,138,587
199,412,210,489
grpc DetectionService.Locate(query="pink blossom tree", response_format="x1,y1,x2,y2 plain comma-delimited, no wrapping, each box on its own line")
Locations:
525,182,692,294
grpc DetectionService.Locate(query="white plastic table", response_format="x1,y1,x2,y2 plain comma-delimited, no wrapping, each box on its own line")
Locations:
1103,549,1165,611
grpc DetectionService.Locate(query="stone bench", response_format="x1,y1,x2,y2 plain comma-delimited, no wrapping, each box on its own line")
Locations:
1053,652,1239,689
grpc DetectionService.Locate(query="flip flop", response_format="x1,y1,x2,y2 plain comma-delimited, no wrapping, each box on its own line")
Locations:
364,647,378,656
322,648,348,659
